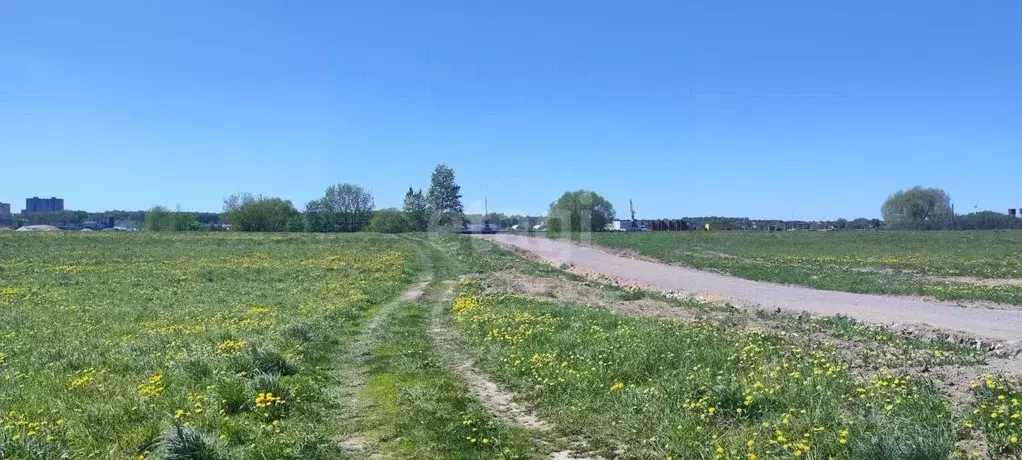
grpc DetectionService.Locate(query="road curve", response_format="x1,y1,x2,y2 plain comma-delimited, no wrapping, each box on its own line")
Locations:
478,234,1022,342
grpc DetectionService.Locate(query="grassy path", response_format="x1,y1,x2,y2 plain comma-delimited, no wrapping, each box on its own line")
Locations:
335,236,549,459
328,278,429,456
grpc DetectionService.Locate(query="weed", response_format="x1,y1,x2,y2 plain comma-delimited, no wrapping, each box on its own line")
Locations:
282,322,313,343
617,289,646,301
159,426,228,460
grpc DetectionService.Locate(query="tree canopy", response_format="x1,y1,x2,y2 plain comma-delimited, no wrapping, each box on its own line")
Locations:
305,183,375,232
223,193,299,232
548,190,615,233
426,164,463,227
881,187,952,230
957,211,1021,230
403,187,428,232
144,206,170,231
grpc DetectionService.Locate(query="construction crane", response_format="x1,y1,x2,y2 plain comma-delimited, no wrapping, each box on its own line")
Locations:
627,199,645,232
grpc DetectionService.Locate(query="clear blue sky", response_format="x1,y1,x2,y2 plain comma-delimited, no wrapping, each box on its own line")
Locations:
2,1,1020,220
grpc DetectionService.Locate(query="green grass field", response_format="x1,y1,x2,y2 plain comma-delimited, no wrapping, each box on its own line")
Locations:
591,231,1022,304
1,232,1019,459
0,232,419,458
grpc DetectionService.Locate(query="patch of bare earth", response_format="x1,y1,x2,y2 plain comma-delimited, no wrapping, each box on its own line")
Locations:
479,271,697,323
930,276,1022,287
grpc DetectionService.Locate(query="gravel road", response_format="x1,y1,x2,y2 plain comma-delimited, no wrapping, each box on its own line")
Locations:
480,234,1022,342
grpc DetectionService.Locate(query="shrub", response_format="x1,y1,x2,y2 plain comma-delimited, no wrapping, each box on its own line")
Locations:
222,193,299,232
368,209,412,233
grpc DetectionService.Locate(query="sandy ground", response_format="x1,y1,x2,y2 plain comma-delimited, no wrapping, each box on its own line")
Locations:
479,234,1022,342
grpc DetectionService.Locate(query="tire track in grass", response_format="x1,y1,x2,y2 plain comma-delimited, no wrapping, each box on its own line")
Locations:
427,279,550,431
333,278,430,455
427,278,598,460
337,238,549,459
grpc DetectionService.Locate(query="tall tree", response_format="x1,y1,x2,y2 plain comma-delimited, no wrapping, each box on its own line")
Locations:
326,183,375,232
306,183,375,232
548,190,615,233
881,187,952,230
426,164,463,227
403,187,428,231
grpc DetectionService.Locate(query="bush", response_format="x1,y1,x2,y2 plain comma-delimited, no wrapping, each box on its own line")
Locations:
956,211,1020,230
368,209,412,233
548,190,615,233
223,193,299,232
546,217,562,233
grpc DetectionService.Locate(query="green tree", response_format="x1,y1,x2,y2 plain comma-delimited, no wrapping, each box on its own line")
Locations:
548,190,615,233
402,187,428,231
546,216,563,233
847,218,873,230
166,212,198,231
957,211,1020,230
223,193,299,232
881,187,952,230
144,206,169,231
285,214,306,232
368,209,412,233
305,183,374,232
426,164,463,228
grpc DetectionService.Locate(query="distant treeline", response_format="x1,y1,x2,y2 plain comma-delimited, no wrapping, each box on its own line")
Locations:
10,210,221,230
7,183,1020,233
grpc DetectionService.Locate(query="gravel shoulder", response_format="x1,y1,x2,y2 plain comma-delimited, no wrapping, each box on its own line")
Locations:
479,234,1022,342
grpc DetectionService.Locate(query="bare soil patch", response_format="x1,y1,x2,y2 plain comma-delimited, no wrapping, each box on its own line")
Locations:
479,272,697,323
930,276,1022,287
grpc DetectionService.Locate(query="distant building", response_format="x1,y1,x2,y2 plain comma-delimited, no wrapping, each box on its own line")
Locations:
0,202,10,225
24,197,64,213
609,219,647,231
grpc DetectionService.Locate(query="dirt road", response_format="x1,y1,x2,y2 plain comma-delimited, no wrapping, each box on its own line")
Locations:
479,234,1022,342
